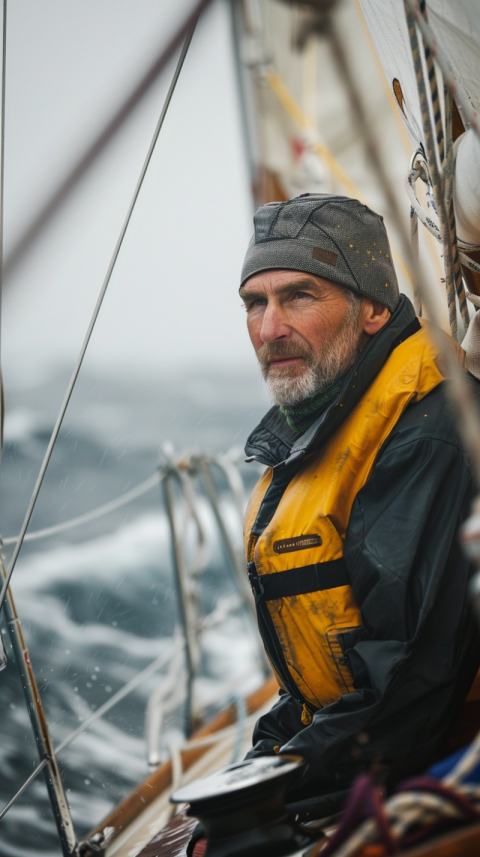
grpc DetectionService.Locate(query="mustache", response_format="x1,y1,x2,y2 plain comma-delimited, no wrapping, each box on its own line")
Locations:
257,340,315,370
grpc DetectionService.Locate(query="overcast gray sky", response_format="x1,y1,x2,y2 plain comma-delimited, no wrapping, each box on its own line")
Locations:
2,0,256,387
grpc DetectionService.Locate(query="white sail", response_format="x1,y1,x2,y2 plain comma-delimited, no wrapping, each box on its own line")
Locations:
359,0,480,140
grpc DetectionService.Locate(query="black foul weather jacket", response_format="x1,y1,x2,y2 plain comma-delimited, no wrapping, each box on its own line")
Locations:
243,295,480,820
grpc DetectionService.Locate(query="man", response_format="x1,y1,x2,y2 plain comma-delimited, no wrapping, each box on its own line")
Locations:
239,193,479,817
188,193,480,854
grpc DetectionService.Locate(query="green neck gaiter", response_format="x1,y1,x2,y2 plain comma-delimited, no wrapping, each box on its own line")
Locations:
280,378,343,433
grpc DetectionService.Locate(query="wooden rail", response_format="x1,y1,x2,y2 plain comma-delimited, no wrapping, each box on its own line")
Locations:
87,677,277,842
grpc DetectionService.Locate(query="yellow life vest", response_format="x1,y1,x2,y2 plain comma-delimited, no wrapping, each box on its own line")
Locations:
244,326,444,719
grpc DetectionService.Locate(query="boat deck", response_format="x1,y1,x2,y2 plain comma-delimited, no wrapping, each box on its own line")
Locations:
136,812,197,857
92,678,278,857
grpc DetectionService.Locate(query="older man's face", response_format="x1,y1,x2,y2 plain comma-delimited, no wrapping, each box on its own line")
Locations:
240,270,366,406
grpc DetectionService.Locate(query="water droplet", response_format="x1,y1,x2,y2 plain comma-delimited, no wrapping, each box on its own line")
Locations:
84,779,90,785
74,687,78,692
91,675,97,681
112,621,117,627
65,649,70,655
105,686,112,693
86,682,92,688
95,666,100,672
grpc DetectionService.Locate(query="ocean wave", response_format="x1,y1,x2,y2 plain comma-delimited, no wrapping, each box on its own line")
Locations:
1,505,262,856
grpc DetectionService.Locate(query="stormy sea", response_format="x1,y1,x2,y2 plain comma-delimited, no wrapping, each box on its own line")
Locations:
0,367,268,857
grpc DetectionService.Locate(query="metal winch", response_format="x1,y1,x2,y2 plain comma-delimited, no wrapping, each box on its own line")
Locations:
170,755,322,857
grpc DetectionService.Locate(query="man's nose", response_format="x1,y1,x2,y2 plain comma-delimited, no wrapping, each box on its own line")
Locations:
259,303,290,343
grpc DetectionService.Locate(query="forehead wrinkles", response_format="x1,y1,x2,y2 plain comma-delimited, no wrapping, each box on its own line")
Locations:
240,274,327,299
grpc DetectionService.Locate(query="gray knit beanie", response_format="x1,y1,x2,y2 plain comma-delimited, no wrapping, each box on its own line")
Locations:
240,194,399,312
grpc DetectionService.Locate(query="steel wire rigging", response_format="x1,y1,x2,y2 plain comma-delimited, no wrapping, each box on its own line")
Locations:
0,442,265,831
0,581,256,821
0,21,196,618
1,471,164,545
0,16,202,856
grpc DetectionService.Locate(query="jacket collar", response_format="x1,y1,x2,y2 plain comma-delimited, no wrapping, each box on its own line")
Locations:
245,295,420,468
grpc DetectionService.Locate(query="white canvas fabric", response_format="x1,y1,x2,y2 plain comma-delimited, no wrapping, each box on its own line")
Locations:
358,0,480,151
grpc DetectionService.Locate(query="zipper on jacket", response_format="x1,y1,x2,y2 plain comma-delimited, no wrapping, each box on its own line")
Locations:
248,561,307,707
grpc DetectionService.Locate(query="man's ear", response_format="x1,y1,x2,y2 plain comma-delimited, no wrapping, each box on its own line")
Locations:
361,299,391,336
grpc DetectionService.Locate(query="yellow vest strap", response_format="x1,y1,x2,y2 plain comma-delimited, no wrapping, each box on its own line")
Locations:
247,559,349,601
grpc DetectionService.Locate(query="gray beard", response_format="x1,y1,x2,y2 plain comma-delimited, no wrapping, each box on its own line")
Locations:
258,302,363,407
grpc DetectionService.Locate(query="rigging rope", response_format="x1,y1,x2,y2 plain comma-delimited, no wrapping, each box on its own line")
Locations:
0,23,196,618
405,1,468,337
0,11,81,854
318,0,480,489
1,471,164,545
418,0,445,167
0,448,253,546
265,71,358,196
404,0,480,140
403,0,480,286
264,70,414,291
229,694,247,765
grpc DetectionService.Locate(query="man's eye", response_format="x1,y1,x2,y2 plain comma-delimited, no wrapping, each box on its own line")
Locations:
292,291,311,301
245,298,267,310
